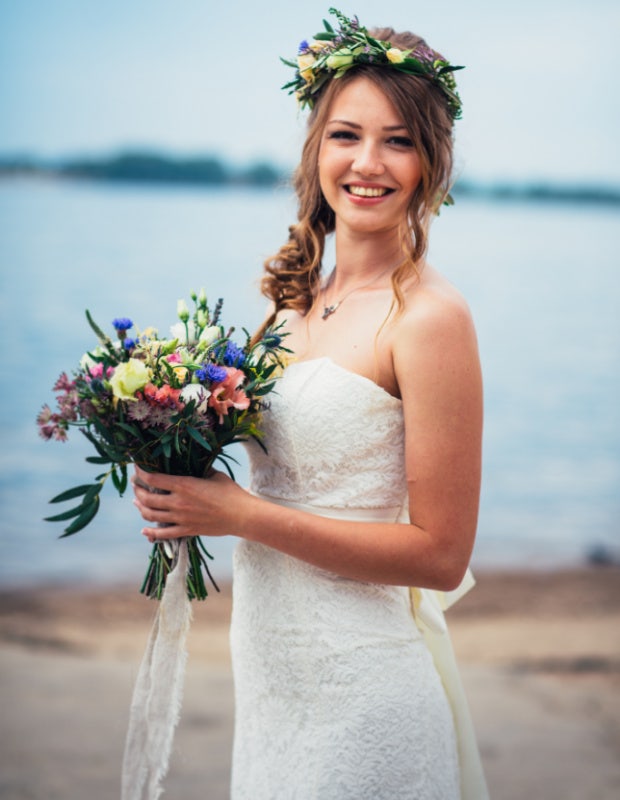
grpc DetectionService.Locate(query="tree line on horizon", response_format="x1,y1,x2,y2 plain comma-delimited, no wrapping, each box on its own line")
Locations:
0,150,618,206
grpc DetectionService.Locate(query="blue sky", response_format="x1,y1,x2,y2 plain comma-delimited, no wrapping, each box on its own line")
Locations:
2,0,619,184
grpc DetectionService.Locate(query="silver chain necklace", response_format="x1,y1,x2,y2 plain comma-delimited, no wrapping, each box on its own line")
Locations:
321,262,400,320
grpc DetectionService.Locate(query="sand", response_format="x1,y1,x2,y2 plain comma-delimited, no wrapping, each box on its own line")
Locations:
1,567,619,799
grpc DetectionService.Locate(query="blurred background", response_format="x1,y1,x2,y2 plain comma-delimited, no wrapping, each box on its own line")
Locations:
1,0,618,588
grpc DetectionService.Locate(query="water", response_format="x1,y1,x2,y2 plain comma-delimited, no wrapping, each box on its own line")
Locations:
1,178,618,587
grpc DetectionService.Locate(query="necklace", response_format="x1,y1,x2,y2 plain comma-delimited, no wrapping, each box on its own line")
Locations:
321,263,399,320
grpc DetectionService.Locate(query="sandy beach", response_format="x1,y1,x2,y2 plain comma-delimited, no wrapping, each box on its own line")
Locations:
1,566,619,799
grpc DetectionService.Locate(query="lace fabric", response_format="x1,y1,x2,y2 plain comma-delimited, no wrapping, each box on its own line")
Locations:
230,358,464,799
247,358,408,510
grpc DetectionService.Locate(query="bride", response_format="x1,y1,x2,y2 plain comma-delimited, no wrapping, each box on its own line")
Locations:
133,10,488,799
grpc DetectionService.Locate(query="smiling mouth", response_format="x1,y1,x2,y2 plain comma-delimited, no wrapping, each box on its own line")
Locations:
345,185,393,198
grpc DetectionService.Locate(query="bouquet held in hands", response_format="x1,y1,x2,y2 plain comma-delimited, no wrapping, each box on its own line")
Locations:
37,289,289,600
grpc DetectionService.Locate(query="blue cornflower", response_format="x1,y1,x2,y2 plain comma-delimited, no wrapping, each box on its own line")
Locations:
196,363,228,384
123,337,137,350
218,340,246,367
112,317,133,331
298,39,310,54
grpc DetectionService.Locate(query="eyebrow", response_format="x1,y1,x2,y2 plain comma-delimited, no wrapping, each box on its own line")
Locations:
326,119,407,131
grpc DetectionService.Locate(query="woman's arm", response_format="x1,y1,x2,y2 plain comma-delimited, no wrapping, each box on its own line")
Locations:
133,288,482,592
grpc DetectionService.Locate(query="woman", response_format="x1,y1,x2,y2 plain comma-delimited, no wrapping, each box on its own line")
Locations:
133,10,487,799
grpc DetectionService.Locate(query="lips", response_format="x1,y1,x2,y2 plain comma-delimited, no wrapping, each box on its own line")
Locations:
345,184,394,198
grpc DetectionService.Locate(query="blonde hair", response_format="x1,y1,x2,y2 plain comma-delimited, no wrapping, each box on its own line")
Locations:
259,28,455,333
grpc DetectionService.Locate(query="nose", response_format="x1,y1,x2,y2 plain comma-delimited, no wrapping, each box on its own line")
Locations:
351,140,385,177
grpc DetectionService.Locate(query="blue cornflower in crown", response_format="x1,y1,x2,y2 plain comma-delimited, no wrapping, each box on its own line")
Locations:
281,7,464,120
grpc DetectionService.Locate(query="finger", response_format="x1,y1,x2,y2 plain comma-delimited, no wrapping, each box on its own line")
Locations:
132,498,175,524
133,465,176,494
141,525,183,543
132,485,174,511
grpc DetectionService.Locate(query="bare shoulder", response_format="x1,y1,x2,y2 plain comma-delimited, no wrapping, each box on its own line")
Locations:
391,266,481,389
397,267,476,344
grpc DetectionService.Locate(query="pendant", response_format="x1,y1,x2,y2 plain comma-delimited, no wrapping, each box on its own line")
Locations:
322,302,340,320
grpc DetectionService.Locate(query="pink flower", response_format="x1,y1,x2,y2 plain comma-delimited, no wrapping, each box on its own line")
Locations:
166,353,183,364
53,373,75,393
36,405,68,441
141,383,184,409
208,367,250,423
87,363,114,380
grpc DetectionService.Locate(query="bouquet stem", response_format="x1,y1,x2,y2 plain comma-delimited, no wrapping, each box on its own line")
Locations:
140,537,219,600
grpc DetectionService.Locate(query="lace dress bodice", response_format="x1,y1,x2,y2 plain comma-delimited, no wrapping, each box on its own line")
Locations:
247,357,408,511
229,358,466,799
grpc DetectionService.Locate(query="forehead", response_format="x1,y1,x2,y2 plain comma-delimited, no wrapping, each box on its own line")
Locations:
325,76,404,125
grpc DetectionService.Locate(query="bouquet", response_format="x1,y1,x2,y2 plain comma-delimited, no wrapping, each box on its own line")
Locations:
37,289,289,600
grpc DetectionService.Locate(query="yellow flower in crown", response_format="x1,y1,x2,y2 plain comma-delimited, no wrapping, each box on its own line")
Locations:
297,52,317,83
386,47,405,64
326,48,354,70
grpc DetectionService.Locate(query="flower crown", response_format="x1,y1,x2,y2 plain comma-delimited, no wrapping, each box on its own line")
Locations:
281,8,464,121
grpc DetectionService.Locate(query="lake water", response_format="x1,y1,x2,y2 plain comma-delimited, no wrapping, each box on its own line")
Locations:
1,178,618,588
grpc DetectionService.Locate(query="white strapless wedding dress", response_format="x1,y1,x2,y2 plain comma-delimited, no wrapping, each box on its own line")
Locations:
230,358,486,800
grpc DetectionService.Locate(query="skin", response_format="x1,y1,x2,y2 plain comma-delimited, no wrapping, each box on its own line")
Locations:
133,77,483,592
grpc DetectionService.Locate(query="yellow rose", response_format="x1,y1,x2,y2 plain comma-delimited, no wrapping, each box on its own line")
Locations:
173,366,188,383
297,52,317,83
386,48,405,64
109,359,152,401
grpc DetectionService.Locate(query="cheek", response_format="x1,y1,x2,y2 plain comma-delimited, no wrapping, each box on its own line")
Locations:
398,159,423,205
317,148,340,201
405,154,423,191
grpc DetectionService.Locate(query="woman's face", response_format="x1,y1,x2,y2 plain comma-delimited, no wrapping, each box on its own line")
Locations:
318,76,422,239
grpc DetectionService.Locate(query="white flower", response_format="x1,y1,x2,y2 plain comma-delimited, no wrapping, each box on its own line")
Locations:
180,383,210,414
177,299,190,322
170,322,196,345
80,345,105,371
198,325,221,347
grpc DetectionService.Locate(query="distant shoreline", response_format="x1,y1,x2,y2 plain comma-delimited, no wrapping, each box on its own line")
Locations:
1,151,619,206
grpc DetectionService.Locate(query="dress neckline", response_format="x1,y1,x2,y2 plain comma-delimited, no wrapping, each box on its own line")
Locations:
285,357,402,405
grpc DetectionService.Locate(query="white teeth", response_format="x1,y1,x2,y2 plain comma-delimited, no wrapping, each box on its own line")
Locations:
347,185,389,197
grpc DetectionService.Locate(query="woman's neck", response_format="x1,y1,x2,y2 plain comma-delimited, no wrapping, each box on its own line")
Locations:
331,229,404,294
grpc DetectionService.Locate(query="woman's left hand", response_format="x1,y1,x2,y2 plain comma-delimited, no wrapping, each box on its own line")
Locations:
132,464,249,543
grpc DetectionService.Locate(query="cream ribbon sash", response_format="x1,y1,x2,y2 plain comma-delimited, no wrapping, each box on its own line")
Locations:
254,493,490,800
121,538,192,800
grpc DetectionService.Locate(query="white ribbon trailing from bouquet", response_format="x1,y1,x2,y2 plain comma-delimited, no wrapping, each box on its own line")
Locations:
121,538,192,800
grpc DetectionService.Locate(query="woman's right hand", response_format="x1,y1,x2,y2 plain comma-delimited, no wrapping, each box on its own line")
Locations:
131,464,254,543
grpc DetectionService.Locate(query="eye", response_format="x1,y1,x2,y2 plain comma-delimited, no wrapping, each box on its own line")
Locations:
388,135,414,148
326,129,358,141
